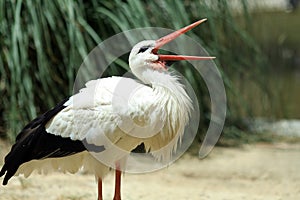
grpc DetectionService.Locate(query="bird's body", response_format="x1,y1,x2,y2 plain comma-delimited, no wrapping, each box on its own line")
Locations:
10,73,191,180
1,19,213,200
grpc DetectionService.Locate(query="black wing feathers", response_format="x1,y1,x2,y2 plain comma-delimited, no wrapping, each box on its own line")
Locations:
0,98,104,185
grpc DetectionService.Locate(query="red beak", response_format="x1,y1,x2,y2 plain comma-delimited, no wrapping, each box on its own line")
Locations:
153,18,215,61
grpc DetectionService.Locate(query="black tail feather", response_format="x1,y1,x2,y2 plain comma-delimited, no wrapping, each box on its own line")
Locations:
1,98,81,185
0,127,92,185
1,97,106,185
0,163,19,185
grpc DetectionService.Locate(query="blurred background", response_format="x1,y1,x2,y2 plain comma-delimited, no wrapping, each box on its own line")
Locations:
0,0,299,144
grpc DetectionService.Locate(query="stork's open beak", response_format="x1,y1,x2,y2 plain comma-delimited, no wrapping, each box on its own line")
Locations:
153,18,215,61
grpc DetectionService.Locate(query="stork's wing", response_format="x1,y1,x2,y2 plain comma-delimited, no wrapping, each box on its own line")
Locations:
0,76,154,185
0,78,117,185
45,76,156,144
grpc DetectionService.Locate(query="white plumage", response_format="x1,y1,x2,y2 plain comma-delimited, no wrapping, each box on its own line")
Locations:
16,69,192,176
1,19,213,200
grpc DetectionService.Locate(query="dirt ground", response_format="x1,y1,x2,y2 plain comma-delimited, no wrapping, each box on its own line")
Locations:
0,141,299,200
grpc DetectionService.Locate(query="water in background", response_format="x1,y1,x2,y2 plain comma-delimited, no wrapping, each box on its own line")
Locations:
235,8,300,119
233,68,300,119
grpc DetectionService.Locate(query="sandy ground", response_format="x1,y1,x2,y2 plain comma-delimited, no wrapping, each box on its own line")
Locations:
0,141,299,200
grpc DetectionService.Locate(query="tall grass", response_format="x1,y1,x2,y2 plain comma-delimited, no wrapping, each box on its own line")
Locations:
0,0,100,140
0,0,266,140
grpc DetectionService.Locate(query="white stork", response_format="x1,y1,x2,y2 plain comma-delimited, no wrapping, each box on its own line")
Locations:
0,19,213,200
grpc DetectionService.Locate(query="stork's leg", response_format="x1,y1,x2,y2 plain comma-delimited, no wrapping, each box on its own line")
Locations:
113,162,121,200
98,178,103,200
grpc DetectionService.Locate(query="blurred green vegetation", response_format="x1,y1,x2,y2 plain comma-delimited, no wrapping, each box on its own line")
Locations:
251,10,300,118
231,9,300,119
0,0,274,141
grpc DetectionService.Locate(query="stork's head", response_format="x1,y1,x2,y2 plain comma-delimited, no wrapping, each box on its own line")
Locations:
129,19,214,83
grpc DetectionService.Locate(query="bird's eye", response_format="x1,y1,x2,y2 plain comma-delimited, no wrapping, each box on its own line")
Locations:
138,46,150,54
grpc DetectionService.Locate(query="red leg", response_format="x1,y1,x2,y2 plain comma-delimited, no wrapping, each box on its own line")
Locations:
98,178,103,200
113,162,122,200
